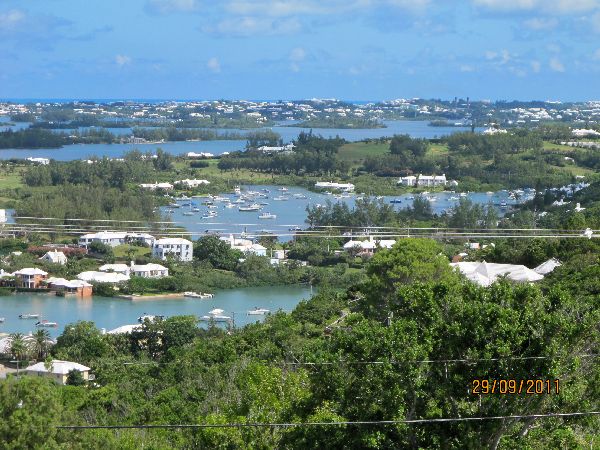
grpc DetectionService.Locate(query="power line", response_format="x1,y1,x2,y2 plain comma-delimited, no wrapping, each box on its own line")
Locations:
55,411,600,430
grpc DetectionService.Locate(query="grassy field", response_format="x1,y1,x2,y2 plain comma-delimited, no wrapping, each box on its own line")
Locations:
337,141,390,166
113,244,152,259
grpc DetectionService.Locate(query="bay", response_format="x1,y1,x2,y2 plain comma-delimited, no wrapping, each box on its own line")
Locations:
0,285,312,337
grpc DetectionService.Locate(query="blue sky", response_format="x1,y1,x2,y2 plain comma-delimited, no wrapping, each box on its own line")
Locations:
1,0,599,101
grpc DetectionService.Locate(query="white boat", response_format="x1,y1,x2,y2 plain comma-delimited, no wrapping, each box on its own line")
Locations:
19,313,39,319
278,187,288,192
293,193,307,199
486,191,494,195
225,203,236,209
183,211,194,216
202,212,218,219
199,308,231,322
273,196,289,201
137,314,164,323
247,307,270,316
0,317,5,323
239,204,261,212
192,207,201,212
258,212,277,219
459,192,467,197
207,205,218,209
35,320,58,328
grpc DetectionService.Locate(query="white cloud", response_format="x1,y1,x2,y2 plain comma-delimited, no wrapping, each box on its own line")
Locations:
204,16,301,36
460,64,475,72
485,49,511,64
593,48,600,60
0,9,25,30
207,57,221,73
472,0,599,13
115,54,132,67
146,0,199,14
549,57,565,72
524,17,558,30
289,47,306,61
530,60,541,72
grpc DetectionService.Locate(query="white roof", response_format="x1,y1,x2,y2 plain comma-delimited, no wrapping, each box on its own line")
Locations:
343,240,376,250
41,250,67,261
13,268,48,276
26,360,90,375
533,258,562,275
77,271,130,283
154,238,193,246
107,324,142,335
131,263,168,272
99,263,130,273
48,278,92,288
250,244,267,251
451,261,544,286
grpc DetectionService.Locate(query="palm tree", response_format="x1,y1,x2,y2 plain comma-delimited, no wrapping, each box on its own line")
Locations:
8,333,29,361
32,329,51,360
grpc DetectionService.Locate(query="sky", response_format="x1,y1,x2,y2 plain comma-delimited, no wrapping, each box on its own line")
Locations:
1,0,599,101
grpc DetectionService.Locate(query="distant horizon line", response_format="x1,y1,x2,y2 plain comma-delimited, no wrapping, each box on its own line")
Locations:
0,97,583,104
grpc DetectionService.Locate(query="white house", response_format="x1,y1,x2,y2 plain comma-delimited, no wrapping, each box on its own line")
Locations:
417,174,447,187
152,238,193,262
26,157,50,165
98,263,131,275
39,250,68,265
256,143,295,153
77,271,130,284
343,237,396,255
174,179,211,188
314,181,355,192
25,360,90,385
398,174,448,187
139,182,174,191
186,152,214,158
572,128,600,138
130,262,169,278
79,232,155,248
220,235,267,256
398,175,417,187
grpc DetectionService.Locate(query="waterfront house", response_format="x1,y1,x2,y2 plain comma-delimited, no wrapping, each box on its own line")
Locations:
13,268,48,289
398,175,417,187
343,237,396,255
129,262,169,278
256,143,295,153
77,271,130,284
39,250,68,265
314,181,355,192
152,238,193,262
25,360,90,386
174,179,211,188
47,278,93,297
139,182,174,191
26,157,50,165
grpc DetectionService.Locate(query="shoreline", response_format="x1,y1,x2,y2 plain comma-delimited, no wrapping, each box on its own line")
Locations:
117,293,186,301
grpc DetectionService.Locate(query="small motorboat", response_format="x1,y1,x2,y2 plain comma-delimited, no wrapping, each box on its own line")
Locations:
35,320,58,328
258,212,277,219
293,193,307,199
278,187,288,192
192,207,201,212
289,226,302,232
199,308,231,322
19,313,40,320
0,317,5,323
273,196,289,201
247,308,270,316
137,314,164,323
239,204,261,212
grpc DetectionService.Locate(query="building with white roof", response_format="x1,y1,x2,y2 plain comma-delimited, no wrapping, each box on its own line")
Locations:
78,232,155,248
25,360,90,385
397,174,448,187
256,143,295,153
314,181,355,192
26,157,50,165
130,262,169,278
533,258,562,275
398,175,417,187
77,271,130,284
107,324,142,335
451,261,544,287
174,179,211,188
343,237,396,255
186,152,214,158
139,182,174,191
39,250,68,265
13,268,48,289
152,238,193,262
220,235,267,256
98,263,131,275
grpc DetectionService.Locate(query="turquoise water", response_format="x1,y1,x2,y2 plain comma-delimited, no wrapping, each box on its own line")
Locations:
0,285,312,337
0,119,481,161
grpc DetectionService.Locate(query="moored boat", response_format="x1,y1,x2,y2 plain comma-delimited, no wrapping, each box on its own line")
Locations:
247,307,270,316
19,313,39,319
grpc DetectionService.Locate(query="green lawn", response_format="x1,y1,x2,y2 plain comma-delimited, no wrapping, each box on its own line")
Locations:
337,142,390,165
113,244,152,259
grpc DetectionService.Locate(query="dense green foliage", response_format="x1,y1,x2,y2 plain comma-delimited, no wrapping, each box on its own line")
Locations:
0,238,597,448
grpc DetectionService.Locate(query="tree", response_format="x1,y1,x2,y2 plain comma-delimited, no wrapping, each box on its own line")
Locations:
193,236,242,271
152,148,173,171
52,321,111,364
359,239,456,320
31,329,51,360
8,333,29,361
66,369,86,386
